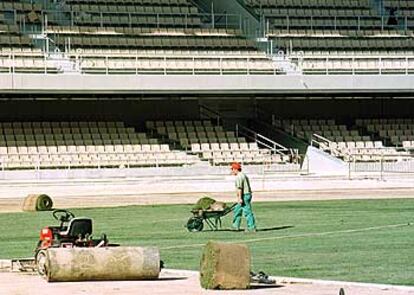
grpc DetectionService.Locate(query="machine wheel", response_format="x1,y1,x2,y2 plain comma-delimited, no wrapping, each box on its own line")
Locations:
35,250,48,278
186,217,203,232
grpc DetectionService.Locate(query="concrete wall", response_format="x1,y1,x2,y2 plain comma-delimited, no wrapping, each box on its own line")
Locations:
1,74,414,95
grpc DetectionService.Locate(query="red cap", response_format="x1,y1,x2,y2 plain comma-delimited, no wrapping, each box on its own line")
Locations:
231,162,241,171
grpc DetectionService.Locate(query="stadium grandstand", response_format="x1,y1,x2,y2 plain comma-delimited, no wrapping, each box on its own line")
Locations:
0,0,413,179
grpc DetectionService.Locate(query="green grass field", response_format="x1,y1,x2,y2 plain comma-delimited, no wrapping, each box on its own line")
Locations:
0,198,413,285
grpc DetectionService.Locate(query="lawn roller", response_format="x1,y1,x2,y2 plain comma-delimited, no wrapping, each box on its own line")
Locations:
33,209,163,282
186,203,237,232
34,209,116,277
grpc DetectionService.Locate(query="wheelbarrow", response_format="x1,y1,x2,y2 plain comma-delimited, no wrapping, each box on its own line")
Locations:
186,203,237,232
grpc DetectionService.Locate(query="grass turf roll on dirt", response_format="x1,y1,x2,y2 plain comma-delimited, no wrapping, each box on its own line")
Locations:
200,241,250,290
43,246,160,282
22,194,53,212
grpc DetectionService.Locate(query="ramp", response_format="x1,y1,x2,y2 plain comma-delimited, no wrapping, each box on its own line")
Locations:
302,146,348,175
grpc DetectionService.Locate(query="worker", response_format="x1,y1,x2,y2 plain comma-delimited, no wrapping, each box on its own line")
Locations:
230,162,256,232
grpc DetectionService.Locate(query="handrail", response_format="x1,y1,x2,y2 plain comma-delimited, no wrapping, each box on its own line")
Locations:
1,52,413,75
289,55,414,75
0,51,282,75
236,124,290,154
199,104,222,126
310,133,335,150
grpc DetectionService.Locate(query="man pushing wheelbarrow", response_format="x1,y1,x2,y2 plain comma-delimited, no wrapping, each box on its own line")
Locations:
186,162,257,232
230,162,257,232
186,198,237,232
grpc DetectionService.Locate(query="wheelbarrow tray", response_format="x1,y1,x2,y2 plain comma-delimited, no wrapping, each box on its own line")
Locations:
187,203,237,232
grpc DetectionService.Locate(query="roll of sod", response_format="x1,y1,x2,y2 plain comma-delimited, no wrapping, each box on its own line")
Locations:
200,241,250,290
193,197,216,211
43,247,160,282
22,194,53,212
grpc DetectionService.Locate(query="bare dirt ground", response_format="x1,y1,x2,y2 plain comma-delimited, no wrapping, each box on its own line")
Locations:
1,184,414,294
1,269,413,295
1,187,414,213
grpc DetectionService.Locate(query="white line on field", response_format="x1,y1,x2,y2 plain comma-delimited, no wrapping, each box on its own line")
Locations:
160,222,412,250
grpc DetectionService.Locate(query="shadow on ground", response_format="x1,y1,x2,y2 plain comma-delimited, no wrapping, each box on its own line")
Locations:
202,225,294,232
156,277,188,281
249,284,284,290
257,225,294,232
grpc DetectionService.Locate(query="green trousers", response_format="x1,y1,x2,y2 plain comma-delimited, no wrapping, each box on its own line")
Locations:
232,193,256,230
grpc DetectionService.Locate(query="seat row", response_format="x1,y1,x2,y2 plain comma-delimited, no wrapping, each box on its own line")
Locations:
47,26,240,38
299,57,414,74
0,121,126,129
389,135,414,146
68,4,197,14
54,36,255,50
191,142,260,153
68,14,202,27
298,129,368,138
0,149,198,169
323,141,410,162
0,143,170,155
64,0,190,5
384,0,414,8
245,0,371,8
377,129,414,136
275,37,414,51
77,57,277,74
0,35,32,46
356,118,414,125
262,8,375,17
147,120,213,129
0,2,42,12
202,150,289,165
294,124,347,132
329,140,384,149
68,48,264,58
270,29,411,37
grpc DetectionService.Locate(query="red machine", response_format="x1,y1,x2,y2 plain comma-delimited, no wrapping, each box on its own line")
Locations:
34,209,114,275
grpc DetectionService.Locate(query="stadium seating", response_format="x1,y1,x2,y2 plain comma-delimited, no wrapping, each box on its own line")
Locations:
244,0,414,73
384,0,414,17
274,117,411,162
146,120,291,165
0,47,59,73
355,118,414,147
0,121,199,169
2,0,413,74
0,0,281,74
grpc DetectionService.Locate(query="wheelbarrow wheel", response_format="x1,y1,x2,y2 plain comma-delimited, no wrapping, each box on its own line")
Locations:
187,217,203,232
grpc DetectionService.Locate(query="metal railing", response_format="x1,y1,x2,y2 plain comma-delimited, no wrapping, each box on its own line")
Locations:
199,104,222,126
0,52,282,75
0,150,198,171
2,50,414,76
263,15,414,32
236,124,299,161
290,55,414,75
